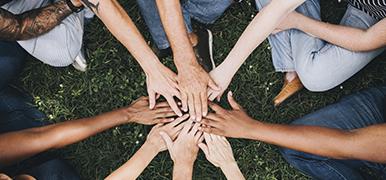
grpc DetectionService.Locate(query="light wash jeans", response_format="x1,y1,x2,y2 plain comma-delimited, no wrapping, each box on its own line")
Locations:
136,0,234,49
2,0,85,67
255,0,385,92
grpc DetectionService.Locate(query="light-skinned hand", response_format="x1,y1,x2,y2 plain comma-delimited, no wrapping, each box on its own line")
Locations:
208,67,232,102
146,114,190,152
160,120,203,165
198,133,236,168
146,64,183,117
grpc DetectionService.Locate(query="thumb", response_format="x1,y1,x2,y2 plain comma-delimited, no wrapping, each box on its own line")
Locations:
227,91,241,110
208,78,221,91
198,143,209,156
148,90,156,109
159,131,173,150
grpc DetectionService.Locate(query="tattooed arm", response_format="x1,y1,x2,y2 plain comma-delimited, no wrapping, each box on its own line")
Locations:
0,0,81,41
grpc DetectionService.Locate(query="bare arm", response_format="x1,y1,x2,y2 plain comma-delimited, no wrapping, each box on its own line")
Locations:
155,0,219,122
0,98,175,166
79,0,183,116
200,92,386,163
209,0,305,101
0,0,75,41
287,12,386,51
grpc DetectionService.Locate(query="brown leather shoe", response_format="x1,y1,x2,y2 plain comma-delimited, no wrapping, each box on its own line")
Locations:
273,75,304,106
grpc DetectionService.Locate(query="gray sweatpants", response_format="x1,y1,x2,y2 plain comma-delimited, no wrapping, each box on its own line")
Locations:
2,0,84,67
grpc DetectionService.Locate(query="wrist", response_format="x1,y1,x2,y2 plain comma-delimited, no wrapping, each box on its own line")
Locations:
242,119,262,139
142,141,161,156
65,0,84,12
220,161,239,172
174,159,195,167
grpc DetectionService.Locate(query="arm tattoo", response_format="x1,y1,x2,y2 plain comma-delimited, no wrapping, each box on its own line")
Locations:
81,0,99,13
0,0,73,41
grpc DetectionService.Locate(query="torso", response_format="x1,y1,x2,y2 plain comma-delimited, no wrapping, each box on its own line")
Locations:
348,0,386,20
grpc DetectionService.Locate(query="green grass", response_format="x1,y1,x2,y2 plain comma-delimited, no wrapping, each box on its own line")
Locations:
21,0,386,179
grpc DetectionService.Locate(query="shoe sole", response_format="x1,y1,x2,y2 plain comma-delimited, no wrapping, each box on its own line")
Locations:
207,29,216,69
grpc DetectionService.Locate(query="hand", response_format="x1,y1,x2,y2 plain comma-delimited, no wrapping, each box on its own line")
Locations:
272,11,300,34
146,64,183,117
126,97,176,125
198,133,236,167
70,0,83,7
200,91,258,138
160,120,203,165
145,114,189,152
208,67,232,102
178,62,220,122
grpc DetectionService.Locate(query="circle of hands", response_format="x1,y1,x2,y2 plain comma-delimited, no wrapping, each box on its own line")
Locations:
128,89,257,171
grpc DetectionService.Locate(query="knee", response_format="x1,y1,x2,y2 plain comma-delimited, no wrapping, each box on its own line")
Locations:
297,69,336,92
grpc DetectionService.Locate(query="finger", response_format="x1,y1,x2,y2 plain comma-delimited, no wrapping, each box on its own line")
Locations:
190,122,201,136
208,78,221,91
155,101,170,108
181,93,188,112
188,94,196,120
194,93,202,122
181,120,193,135
204,132,213,142
156,107,173,113
170,114,189,126
201,92,208,117
209,102,226,114
157,118,175,124
172,88,182,100
205,114,222,121
156,111,177,119
159,131,173,150
200,127,223,136
198,143,209,156
166,96,182,116
156,94,161,100
195,131,203,142
208,91,219,101
227,91,241,110
198,134,204,143
148,90,156,109
201,119,221,128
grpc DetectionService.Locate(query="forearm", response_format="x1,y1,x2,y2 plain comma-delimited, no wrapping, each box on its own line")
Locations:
0,108,131,166
81,0,162,74
155,0,197,69
173,162,194,180
220,162,245,180
0,0,73,41
106,142,159,180
216,0,303,81
247,122,386,163
294,14,386,51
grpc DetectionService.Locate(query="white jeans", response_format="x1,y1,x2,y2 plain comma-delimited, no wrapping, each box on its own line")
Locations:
2,0,84,67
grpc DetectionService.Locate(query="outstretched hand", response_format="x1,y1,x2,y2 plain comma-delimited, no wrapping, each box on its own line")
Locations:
200,91,258,138
160,119,203,165
146,64,183,117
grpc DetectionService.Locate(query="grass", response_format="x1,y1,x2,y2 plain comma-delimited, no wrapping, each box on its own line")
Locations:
20,0,386,179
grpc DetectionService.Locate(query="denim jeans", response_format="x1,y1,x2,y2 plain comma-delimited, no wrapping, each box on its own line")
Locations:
280,86,386,179
0,41,80,180
136,0,233,49
255,0,385,92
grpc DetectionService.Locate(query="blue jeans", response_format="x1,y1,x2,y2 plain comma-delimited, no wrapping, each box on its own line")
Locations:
281,86,386,180
136,0,233,49
0,41,80,180
255,0,385,92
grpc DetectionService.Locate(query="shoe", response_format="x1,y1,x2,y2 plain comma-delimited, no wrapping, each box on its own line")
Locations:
153,46,172,59
193,27,215,72
273,75,304,106
72,50,87,72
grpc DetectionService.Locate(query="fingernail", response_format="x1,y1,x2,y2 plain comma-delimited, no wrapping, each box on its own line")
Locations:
229,91,233,97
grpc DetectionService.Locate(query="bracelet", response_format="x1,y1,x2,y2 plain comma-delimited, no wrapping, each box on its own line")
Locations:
65,0,84,13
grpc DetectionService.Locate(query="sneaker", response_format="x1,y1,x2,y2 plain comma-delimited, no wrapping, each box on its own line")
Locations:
194,27,215,72
72,50,87,72
153,46,172,59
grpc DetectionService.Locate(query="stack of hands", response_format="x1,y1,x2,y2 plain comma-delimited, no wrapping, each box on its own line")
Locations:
121,90,254,180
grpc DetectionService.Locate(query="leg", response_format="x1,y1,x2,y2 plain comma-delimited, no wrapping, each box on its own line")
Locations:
26,158,80,180
3,0,85,67
291,5,384,91
136,0,193,50
281,86,386,179
184,0,233,24
0,41,27,90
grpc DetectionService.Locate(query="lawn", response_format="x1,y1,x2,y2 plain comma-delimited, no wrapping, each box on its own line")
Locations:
21,0,386,179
